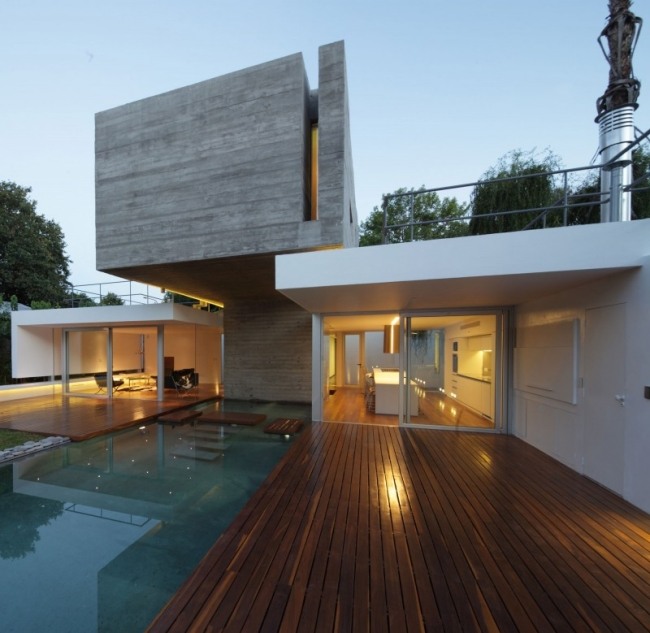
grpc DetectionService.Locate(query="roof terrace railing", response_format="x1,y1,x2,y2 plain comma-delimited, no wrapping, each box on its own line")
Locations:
380,127,650,244
66,279,164,308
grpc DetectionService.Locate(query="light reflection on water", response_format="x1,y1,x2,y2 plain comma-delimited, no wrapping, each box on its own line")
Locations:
0,400,309,633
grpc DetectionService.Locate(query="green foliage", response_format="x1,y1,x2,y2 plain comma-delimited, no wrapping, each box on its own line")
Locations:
0,312,9,338
469,150,561,234
469,145,650,232
0,468,64,559
0,294,12,382
0,429,44,451
98,291,124,306
563,173,602,226
30,300,53,310
563,143,650,225
0,181,71,306
68,291,97,307
0,303,10,375
164,290,197,306
163,291,220,312
359,187,469,246
631,144,650,219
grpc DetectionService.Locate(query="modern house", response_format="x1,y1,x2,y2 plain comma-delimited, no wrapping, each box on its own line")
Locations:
94,40,357,403
276,218,650,515
10,41,650,515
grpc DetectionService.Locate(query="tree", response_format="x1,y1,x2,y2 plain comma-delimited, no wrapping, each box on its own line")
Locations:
630,144,650,219
67,291,97,308
163,290,219,311
163,290,198,306
0,182,70,306
359,187,469,246
98,291,124,306
30,300,53,310
469,150,561,235
0,295,11,383
0,468,63,559
565,142,650,224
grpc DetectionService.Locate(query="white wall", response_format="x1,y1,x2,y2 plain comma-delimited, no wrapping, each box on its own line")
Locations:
113,332,143,372
11,327,57,377
163,324,197,371
68,330,106,374
513,262,650,513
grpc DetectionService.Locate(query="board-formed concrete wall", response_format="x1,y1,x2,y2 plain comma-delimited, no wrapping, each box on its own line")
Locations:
96,52,310,268
94,42,357,406
96,42,356,273
223,296,312,403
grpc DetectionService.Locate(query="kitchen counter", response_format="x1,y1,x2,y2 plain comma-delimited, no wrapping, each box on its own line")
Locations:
373,369,419,415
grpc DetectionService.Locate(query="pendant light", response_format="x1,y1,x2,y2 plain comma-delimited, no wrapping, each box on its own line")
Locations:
383,324,400,354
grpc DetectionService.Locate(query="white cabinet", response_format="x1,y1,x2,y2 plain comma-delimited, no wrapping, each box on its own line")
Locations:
468,334,492,351
480,381,492,419
452,375,493,420
460,377,482,412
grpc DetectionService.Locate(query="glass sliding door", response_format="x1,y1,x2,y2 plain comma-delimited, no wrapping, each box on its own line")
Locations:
321,314,400,423
404,312,503,431
63,328,110,396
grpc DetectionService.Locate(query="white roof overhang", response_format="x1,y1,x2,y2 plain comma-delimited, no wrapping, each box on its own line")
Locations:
276,220,650,313
11,302,222,330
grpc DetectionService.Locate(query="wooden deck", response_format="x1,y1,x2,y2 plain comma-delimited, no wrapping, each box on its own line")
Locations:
324,387,493,429
0,385,219,441
148,422,650,632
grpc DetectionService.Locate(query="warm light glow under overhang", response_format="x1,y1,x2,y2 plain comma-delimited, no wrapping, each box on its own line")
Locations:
161,287,224,310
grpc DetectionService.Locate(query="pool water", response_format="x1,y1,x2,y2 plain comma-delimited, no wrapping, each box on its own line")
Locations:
0,400,309,633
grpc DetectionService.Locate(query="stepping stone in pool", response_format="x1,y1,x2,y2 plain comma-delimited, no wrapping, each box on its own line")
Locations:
264,418,304,436
158,409,202,427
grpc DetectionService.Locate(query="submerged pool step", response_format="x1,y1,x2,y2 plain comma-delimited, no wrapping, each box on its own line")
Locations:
194,426,237,439
192,439,229,452
170,446,223,462
199,411,267,426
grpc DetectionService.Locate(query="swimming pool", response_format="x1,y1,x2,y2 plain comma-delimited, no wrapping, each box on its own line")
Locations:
0,399,310,633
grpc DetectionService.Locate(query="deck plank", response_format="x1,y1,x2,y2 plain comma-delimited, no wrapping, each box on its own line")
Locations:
0,386,220,441
146,424,650,632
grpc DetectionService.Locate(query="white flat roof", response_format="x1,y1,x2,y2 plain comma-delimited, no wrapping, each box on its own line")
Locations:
276,220,650,312
11,302,222,329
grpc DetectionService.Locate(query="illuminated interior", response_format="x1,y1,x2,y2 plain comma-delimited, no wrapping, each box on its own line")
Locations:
322,312,502,430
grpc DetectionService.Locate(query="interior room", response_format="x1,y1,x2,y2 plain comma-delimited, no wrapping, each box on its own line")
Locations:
63,323,220,399
322,312,501,429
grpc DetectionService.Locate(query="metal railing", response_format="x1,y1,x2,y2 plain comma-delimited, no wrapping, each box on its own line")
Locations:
65,279,164,307
380,127,650,244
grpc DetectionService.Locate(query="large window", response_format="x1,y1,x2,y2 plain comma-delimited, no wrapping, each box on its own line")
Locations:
63,328,110,396
63,326,160,398
321,311,506,430
404,313,502,430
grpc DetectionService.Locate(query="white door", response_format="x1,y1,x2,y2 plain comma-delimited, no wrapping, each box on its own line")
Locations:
583,303,626,494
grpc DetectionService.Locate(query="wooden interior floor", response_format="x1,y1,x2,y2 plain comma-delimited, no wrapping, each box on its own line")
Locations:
147,422,650,632
0,384,220,441
324,387,493,429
